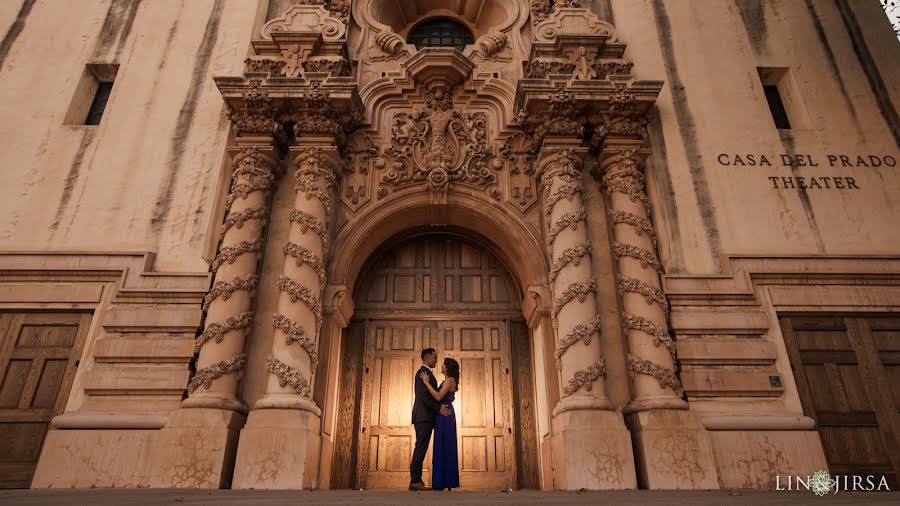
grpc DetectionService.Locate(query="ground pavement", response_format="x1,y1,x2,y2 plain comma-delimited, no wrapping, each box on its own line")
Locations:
1,489,898,505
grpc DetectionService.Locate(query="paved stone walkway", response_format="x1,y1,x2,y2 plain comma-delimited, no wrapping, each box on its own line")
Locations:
0,489,897,505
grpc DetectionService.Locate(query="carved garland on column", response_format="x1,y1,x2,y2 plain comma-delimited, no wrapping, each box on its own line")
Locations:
268,145,336,397
203,274,259,312
601,146,683,396
191,120,278,392
289,210,330,252
266,356,312,398
627,354,684,397
195,311,254,353
541,148,607,397
188,354,247,393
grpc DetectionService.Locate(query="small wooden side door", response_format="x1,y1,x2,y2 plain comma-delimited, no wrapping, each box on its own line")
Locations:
781,316,900,487
0,312,91,488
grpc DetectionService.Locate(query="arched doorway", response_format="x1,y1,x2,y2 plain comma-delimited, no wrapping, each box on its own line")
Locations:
329,230,540,490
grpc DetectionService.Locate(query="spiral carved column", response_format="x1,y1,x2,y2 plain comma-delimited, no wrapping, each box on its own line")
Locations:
596,148,688,412
537,146,612,414
592,143,719,489
182,142,279,412
254,141,339,413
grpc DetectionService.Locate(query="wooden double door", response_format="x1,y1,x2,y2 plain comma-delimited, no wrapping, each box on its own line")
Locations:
329,233,539,490
781,316,900,487
358,319,514,490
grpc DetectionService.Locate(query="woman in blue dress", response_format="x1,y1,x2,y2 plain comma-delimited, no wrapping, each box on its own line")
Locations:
419,357,460,491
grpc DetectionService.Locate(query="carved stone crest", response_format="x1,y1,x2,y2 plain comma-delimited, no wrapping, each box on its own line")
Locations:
381,87,496,196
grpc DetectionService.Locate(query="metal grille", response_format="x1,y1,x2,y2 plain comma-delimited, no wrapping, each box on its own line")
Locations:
406,18,474,52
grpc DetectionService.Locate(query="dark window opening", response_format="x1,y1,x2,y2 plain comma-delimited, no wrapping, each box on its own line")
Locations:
406,18,474,52
85,82,114,125
762,84,791,130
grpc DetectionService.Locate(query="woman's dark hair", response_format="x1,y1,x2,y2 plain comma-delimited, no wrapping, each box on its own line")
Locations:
444,357,460,391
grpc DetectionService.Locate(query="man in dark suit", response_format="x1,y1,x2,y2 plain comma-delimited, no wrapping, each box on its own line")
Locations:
409,347,450,491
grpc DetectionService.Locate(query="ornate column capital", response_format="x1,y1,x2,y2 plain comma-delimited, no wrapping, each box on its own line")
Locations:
226,81,276,139
589,85,649,151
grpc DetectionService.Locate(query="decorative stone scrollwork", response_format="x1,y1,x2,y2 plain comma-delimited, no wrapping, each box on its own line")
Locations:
627,354,684,397
341,131,378,208
382,87,496,194
244,58,286,76
530,0,553,22
261,3,346,41
188,354,247,393
293,85,344,139
272,313,319,373
304,57,352,76
616,276,670,316
562,359,607,396
203,274,259,312
526,60,576,79
500,132,539,211
266,355,312,398
375,31,404,55
592,86,648,148
276,276,323,334
554,314,602,370
228,81,274,137
475,32,508,57
534,6,617,42
538,85,582,139
194,311,254,353
594,61,634,80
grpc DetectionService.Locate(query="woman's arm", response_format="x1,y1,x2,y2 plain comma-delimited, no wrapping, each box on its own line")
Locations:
419,371,452,401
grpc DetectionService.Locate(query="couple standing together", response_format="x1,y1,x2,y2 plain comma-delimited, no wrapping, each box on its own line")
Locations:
409,347,460,491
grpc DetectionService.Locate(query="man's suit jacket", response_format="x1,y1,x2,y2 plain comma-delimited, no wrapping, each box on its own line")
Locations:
412,365,442,424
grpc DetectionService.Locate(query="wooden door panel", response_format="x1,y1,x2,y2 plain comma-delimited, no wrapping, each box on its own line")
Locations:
780,316,900,488
0,313,90,489
360,321,438,489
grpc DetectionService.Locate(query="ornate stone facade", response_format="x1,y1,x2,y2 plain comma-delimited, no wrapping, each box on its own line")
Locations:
1,0,898,495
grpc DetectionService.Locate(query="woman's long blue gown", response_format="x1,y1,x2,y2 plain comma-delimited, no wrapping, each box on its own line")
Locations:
431,386,459,489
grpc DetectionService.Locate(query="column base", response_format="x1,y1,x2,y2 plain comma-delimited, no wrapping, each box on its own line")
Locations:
254,392,321,415
231,408,321,489
550,409,637,490
149,408,246,488
623,394,689,414
626,409,720,489
181,391,248,414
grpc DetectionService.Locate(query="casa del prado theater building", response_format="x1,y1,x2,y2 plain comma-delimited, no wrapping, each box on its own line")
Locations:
0,0,897,492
